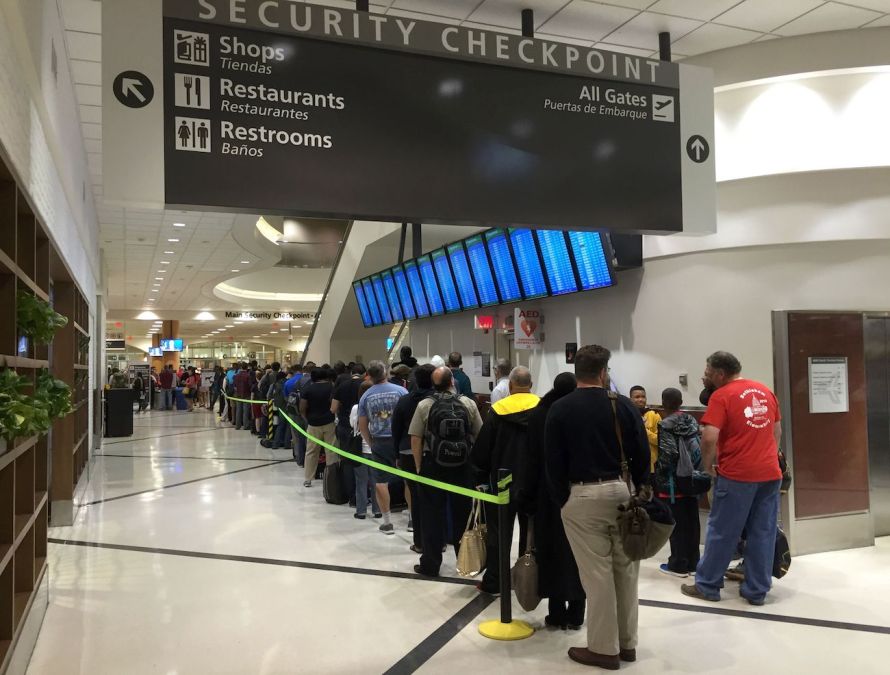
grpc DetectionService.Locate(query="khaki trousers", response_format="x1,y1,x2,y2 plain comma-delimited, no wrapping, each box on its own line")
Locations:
561,481,639,655
305,423,338,481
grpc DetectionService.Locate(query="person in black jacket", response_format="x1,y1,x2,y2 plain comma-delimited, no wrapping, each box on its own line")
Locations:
546,345,649,670
470,366,540,595
390,364,435,551
517,372,585,630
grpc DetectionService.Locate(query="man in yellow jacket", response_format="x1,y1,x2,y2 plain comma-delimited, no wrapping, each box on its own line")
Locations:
630,386,661,473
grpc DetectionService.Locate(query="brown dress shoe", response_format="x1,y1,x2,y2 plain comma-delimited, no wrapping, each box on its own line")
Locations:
619,649,636,662
567,648,620,670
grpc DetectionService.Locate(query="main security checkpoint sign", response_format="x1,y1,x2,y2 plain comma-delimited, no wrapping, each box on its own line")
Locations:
103,0,715,235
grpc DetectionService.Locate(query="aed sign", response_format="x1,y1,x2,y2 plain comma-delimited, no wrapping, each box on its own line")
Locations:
475,315,494,331
514,309,544,351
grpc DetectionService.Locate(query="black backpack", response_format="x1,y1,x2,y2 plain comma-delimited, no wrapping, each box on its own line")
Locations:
425,392,471,467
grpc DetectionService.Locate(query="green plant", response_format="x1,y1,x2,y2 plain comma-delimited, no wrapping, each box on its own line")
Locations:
36,369,73,420
0,369,49,442
17,291,68,345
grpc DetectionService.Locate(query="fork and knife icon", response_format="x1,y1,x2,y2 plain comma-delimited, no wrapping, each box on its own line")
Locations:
183,74,203,107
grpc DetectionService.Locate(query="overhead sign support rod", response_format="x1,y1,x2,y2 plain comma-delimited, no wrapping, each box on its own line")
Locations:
355,0,369,12
659,31,672,63
521,9,534,38
398,223,408,264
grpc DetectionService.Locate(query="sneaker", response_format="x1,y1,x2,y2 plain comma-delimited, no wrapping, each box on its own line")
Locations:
681,584,720,602
725,563,745,582
659,564,689,578
354,513,366,520
373,513,383,519
303,480,312,488
379,523,394,535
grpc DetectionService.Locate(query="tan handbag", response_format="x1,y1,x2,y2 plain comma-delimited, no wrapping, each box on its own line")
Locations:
511,522,540,612
456,499,487,578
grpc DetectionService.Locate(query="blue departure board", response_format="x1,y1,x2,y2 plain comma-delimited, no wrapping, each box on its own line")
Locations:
509,228,548,299
568,231,614,290
404,260,430,318
417,255,445,315
361,278,382,326
447,242,479,309
536,230,578,296
381,270,404,322
391,266,416,320
485,229,522,303
371,274,393,324
353,281,374,327
465,234,499,306
431,248,462,313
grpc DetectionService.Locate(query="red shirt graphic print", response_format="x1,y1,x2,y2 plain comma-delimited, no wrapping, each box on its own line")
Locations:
701,379,782,482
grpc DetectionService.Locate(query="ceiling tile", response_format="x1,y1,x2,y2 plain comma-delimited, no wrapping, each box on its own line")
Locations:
843,1,890,11
81,123,101,140
79,104,101,124
863,13,890,26
468,0,569,30
671,23,762,55
594,41,656,56
461,21,522,35
64,31,101,61
391,0,481,20
75,83,101,106
776,1,881,35
538,1,638,42
647,0,740,21
60,0,101,33
595,0,659,9
714,0,823,32
69,59,101,85
600,10,701,48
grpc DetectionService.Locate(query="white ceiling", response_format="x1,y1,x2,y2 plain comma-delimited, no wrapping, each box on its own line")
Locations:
59,0,890,331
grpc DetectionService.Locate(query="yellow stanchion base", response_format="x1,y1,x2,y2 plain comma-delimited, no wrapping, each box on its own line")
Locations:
478,619,535,641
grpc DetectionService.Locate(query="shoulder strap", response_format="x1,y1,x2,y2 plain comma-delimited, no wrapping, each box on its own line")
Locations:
607,391,631,491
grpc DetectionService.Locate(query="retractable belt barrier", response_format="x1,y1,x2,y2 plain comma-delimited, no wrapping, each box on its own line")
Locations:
221,394,509,506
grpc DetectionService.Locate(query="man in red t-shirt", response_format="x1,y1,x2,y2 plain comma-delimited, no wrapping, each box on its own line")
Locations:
681,351,782,607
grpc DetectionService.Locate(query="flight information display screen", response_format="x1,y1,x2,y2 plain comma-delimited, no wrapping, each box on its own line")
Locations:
417,255,445,315
391,266,416,320
381,270,404,322
403,260,430,318
353,281,374,327
370,274,393,324
447,242,479,310
465,234,499,306
536,229,578,295
485,229,522,303
568,231,615,290
431,248,462,313
509,228,548,299
361,278,382,326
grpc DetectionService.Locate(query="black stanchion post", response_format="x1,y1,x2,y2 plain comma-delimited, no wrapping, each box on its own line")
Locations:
497,468,512,625
478,470,532,640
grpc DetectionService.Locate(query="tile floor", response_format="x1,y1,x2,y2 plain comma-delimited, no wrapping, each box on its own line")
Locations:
24,410,890,674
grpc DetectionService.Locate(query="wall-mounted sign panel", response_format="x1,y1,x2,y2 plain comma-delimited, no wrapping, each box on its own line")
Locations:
808,356,850,414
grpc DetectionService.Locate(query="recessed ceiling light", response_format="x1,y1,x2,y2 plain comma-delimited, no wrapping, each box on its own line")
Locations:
168,238,180,243
136,311,160,320
157,270,166,274
240,261,250,264
164,251,175,255
151,290,159,293
155,277,164,281
230,269,240,273
173,223,186,228
225,325,235,328
160,261,170,265
153,284,161,287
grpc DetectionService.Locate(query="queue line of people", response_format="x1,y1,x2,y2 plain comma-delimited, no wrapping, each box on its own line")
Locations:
212,345,783,669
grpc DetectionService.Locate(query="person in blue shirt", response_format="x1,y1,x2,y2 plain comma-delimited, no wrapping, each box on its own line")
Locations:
358,360,408,535
282,366,305,464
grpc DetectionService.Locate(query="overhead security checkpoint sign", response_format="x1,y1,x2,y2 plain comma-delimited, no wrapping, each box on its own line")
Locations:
103,0,716,235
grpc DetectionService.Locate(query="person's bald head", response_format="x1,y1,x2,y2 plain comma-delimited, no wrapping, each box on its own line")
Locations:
432,366,454,392
508,366,532,394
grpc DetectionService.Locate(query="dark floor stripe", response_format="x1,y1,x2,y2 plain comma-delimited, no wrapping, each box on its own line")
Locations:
383,594,495,675
46,538,477,588
640,598,890,635
103,428,225,445
96,453,287,462
77,460,289,506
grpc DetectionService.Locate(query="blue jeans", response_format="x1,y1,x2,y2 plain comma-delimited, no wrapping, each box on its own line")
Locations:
354,459,379,516
696,476,781,601
272,415,291,448
161,389,173,410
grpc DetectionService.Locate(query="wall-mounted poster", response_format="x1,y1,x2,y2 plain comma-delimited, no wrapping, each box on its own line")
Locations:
808,356,849,414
